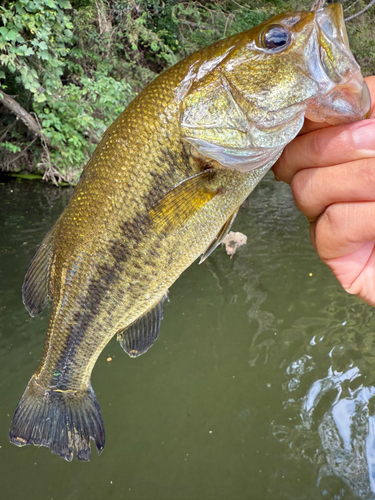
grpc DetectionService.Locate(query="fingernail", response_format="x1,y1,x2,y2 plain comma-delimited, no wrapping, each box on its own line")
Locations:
353,121,375,150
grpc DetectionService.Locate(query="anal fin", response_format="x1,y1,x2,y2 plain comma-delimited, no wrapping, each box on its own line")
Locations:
199,207,240,263
22,229,55,317
117,294,168,358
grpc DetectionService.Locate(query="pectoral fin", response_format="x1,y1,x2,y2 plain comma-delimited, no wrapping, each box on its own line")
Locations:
22,229,55,317
117,294,168,358
149,170,218,231
199,207,240,264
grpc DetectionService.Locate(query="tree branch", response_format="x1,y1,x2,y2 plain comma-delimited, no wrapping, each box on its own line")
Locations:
7,136,38,166
344,0,359,13
0,120,16,143
179,19,221,37
345,0,375,21
0,88,50,145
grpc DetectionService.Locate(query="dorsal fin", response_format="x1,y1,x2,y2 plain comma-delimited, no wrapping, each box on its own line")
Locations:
22,229,55,317
199,206,239,264
117,294,168,358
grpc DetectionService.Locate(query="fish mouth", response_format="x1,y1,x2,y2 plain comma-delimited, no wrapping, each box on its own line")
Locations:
305,75,372,125
305,3,371,124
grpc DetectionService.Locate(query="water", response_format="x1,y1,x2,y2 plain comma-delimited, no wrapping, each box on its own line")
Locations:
1,173,375,500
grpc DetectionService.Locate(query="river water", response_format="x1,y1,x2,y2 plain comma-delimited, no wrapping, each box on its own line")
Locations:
1,173,375,500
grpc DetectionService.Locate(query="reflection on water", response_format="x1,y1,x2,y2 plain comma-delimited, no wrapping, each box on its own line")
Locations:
2,173,375,500
280,323,375,499
318,385,375,499
299,360,375,500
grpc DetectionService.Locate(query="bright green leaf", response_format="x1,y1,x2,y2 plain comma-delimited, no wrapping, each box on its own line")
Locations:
37,41,48,51
45,0,57,8
6,29,19,41
38,50,50,60
35,93,47,103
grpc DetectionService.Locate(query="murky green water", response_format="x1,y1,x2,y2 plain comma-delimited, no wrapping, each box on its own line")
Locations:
1,173,375,500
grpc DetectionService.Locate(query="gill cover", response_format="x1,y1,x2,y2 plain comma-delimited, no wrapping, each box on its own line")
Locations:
180,4,371,174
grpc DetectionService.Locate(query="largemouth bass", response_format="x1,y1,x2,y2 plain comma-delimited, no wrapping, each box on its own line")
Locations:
9,3,371,461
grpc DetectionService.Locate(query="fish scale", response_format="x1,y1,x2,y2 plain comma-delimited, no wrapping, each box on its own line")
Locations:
10,3,371,461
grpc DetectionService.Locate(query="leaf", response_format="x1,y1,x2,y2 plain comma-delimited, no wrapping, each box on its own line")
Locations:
6,30,19,41
35,93,46,103
37,41,48,51
38,50,50,60
0,141,21,153
0,27,8,38
45,0,57,8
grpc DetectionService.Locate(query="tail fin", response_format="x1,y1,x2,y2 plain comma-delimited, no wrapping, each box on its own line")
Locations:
9,380,105,462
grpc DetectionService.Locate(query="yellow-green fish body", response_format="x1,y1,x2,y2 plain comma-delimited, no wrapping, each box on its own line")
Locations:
10,3,371,461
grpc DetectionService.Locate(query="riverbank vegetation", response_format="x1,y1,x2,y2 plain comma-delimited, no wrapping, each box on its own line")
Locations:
1,0,374,184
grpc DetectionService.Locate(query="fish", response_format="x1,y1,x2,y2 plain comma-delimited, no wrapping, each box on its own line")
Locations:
9,2,371,461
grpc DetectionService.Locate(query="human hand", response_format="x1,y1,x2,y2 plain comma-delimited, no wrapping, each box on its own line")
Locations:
272,76,375,307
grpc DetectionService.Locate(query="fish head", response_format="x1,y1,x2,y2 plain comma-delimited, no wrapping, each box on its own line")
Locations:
180,4,371,173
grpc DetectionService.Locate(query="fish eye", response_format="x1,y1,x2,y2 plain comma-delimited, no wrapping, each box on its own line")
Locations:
261,25,292,51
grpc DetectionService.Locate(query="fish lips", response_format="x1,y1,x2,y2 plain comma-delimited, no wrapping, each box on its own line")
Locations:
306,3,371,124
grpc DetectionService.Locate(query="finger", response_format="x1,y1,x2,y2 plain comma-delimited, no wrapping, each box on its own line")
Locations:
311,202,375,261
316,236,375,306
273,76,375,184
325,241,375,306
291,158,375,220
299,119,331,135
310,201,375,305
273,118,375,184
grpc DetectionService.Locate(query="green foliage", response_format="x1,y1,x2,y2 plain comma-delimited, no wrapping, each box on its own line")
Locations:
0,0,73,100
0,0,374,183
0,141,21,153
346,14,375,78
36,71,133,179
0,0,136,182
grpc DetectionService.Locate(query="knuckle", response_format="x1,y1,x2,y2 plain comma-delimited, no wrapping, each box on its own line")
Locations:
290,172,307,209
276,147,292,181
315,204,341,258
322,204,340,232
309,128,326,159
359,159,375,188
314,221,326,258
336,129,354,156
290,169,317,215
310,127,354,163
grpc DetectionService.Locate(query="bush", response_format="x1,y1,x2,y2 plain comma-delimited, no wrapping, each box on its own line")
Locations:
0,0,374,184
